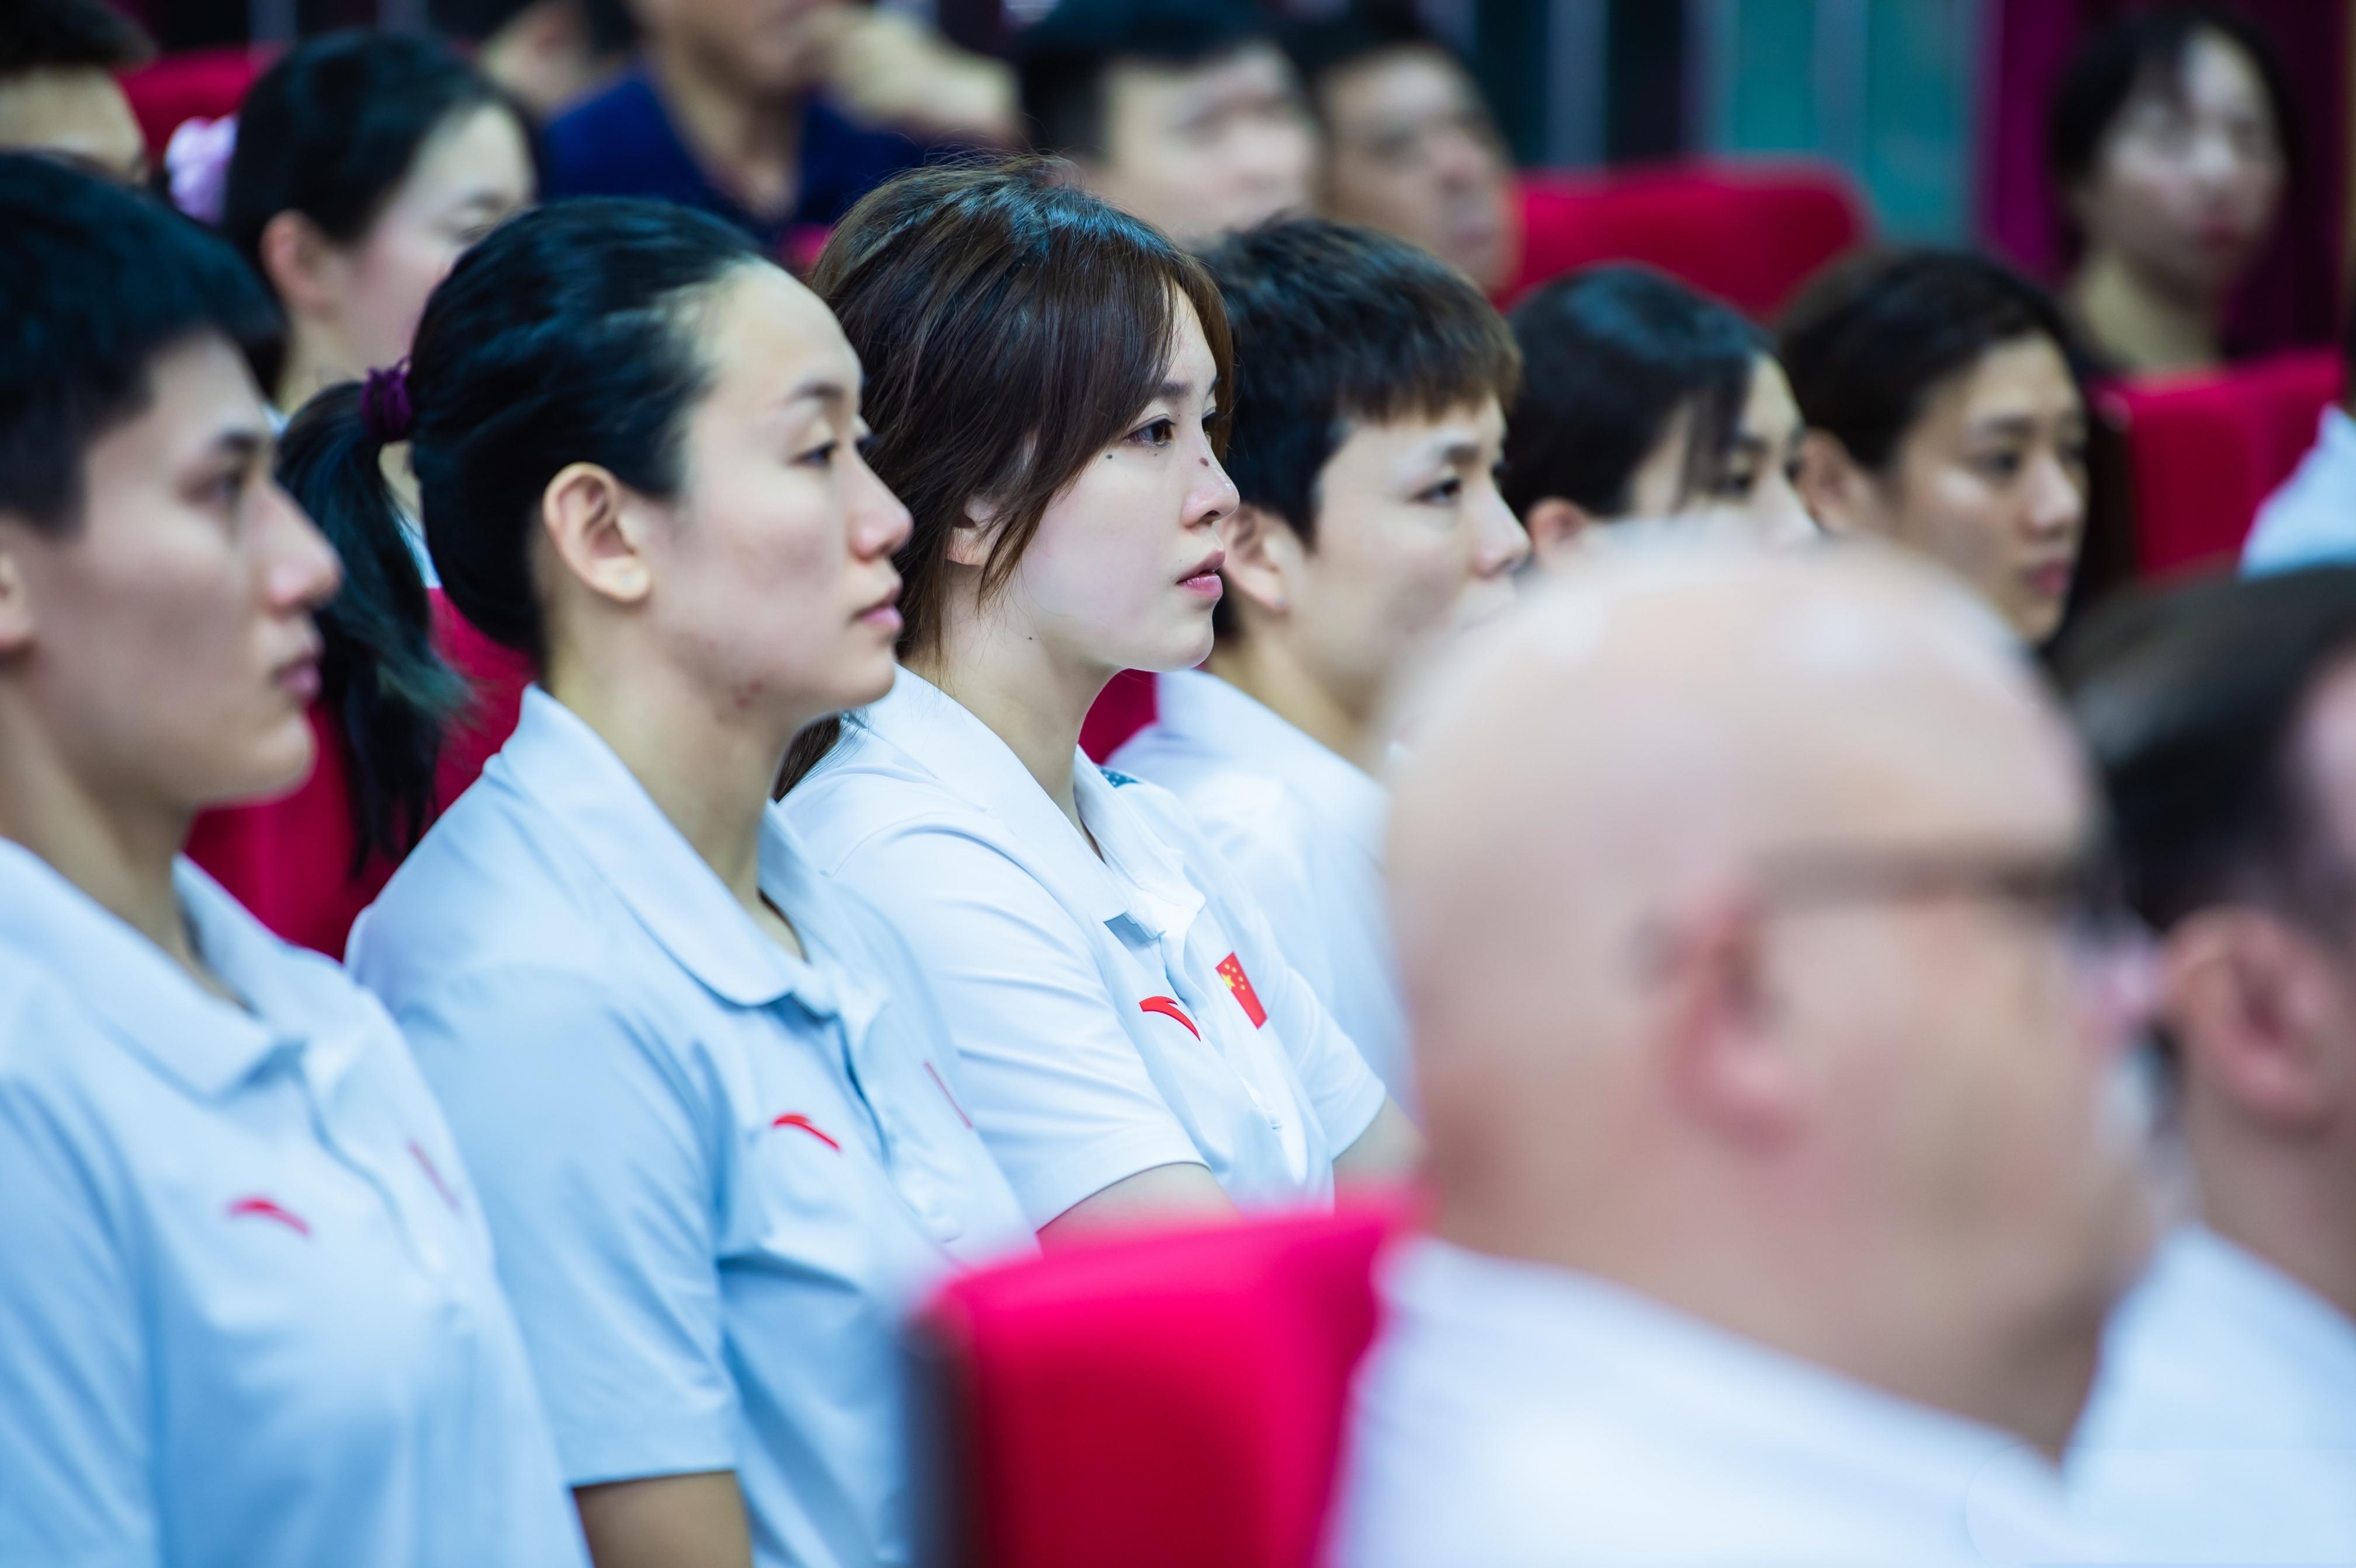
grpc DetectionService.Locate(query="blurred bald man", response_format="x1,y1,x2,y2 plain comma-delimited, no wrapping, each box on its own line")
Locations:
1329,546,2153,1566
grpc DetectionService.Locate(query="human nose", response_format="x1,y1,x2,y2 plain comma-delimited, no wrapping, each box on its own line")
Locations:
2022,449,2084,540
847,444,913,560
1186,440,1241,531
1754,472,1819,546
1472,484,1530,575
262,480,341,615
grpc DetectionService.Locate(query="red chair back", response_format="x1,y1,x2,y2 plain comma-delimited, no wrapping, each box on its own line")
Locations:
120,47,268,157
916,1203,1406,1568
1503,159,1869,318
2101,349,2343,576
1079,668,1157,763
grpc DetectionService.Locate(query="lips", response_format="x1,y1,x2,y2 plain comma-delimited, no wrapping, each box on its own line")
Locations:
856,578,903,630
2024,560,2074,601
1179,549,1225,598
273,637,322,703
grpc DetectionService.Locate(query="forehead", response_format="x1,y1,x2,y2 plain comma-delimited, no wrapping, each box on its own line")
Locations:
695,263,858,404
2175,28,2273,114
79,334,269,488
1322,47,1475,125
1324,397,1505,476
1107,43,1295,121
396,102,533,199
1920,337,2081,430
0,69,145,172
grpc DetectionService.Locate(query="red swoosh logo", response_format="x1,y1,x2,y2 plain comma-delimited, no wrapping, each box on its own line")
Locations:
226,1196,310,1237
771,1112,842,1152
1138,995,1200,1038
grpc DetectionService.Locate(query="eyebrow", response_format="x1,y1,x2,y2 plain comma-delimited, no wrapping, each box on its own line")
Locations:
1965,413,2080,442
784,377,853,409
213,428,269,466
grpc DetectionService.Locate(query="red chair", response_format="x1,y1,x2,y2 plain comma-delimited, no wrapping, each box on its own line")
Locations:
1079,668,1158,763
1501,159,1870,318
2099,348,2343,577
120,47,269,158
188,589,532,956
913,1202,1409,1568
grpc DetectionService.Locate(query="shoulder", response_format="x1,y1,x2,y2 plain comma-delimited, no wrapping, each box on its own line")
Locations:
779,733,1009,875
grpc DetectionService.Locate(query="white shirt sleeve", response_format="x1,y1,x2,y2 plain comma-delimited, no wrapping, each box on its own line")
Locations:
829,823,1208,1229
387,967,738,1488
0,1029,157,1567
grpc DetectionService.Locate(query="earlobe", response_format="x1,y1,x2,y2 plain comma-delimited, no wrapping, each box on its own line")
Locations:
1523,497,1593,571
947,497,996,570
1217,504,1294,617
2166,913,2338,1130
1793,432,1866,537
257,210,339,320
1651,882,1801,1146
541,462,652,608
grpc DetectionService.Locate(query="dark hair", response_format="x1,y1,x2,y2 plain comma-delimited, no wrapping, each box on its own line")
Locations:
1018,0,1281,157
0,152,279,535
1779,248,2083,475
223,30,534,388
784,157,1233,785
2047,6,2299,207
1204,217,1517,636
296,197,760,853
0,0,154,76
2057,566,2356,937
1284,1,1464,111
1501,265,1766,518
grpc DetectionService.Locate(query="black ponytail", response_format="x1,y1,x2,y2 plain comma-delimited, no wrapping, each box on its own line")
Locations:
276,383,464,867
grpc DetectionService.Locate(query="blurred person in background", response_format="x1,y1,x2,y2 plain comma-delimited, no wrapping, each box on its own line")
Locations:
430,0,637,121
2242,314,2356,575
2058,568,2356,1565
1334,544,2153,1566
1017,0,1316,252
223,30,537,417
543,0,1010,261
0,0,152,185
1285,3,1516,296
781,163,1417,1241
0,152,587,1568
1505,265,1813,570
1111,218,1526,1106
2050,6,2293,377
1783,249,2090,644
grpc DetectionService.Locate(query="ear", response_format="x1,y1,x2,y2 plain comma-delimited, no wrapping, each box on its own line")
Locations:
0,528,36,657
948,494,1000,571
1217,503,1299,621
540,462,655,609
256,209,345,323
1793,430,1876,539
1522,496,1594,571
2164,909,2339,1131
1647,880,1802,1147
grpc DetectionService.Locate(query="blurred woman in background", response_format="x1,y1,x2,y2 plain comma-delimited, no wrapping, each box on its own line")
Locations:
1782,248,2091,646
1504,264,1815,569
2049,6,2293,376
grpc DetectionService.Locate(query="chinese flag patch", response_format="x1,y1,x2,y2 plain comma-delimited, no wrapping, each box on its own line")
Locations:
1217,952,1268,1028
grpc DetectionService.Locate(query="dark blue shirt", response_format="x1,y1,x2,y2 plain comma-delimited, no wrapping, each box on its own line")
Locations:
542,70,930,255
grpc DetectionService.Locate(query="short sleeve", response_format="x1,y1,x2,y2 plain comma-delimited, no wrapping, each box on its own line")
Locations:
0,1035,156,1567
829,824,1207,1228
389,967,737,1487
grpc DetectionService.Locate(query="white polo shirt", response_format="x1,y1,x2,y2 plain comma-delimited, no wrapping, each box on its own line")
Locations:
2244,406,2356,575
1331,1238,2102,1567
777,667,1390,1229
1111,669,1408,1102
346,688,1034,1568
2068,1226,2356,1563
0,841,587,1568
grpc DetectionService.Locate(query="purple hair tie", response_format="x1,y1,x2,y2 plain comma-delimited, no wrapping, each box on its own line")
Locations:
360,363,414,444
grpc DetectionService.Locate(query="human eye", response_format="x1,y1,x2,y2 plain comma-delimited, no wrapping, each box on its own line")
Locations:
1713,463,1759,499
1128,415,1177,450
1416,474,1465,505
1970,447,2025,482
795,439,840,469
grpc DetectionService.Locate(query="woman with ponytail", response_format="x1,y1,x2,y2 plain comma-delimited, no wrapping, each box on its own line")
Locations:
343,196,1031,1568
776,159,1419,1243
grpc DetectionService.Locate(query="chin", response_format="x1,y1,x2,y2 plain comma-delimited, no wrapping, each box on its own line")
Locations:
206,725,319,810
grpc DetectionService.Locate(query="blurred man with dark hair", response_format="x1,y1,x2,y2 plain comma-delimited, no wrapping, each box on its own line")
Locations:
1017,0,1315,250
1284,2,1515,293
0,0,153,185
1111,218,1526,1102
2058,567,2356,1563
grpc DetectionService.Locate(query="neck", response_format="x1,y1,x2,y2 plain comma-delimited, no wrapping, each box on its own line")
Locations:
2188,1095,2356,1324
2070,247,2222,376
545,636,791,917
1204,632,1380,771
906,602,1106,835
0,710,201,976
649,37,802,218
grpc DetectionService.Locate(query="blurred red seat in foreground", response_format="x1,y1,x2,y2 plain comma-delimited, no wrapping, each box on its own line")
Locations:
913,1201,1408,1568
2098,348,2343,577
122,47,268,156
1503,159,1870,317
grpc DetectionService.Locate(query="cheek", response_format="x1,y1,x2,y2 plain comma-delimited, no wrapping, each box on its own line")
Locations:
349,226,464,359
1901,470,2014,578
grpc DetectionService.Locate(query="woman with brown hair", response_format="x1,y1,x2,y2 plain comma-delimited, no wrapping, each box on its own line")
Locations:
779,159,1419,1243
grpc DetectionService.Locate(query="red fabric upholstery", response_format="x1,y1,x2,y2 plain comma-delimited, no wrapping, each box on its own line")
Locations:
2099,349,2343,577
1079,667,1158,763
120,48,268,156
1502,159,1869,318
916,1202,1408,1568
188,589,533,956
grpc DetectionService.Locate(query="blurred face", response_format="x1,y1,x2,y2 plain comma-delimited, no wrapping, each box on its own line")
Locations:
1277,399,1525,713
636,265,911,726
1317,47,1516,293
1855,338,2089,644
649,0,836,93
0,67,148,185
322,103,535,385
1090,44,1317,250
2073,30,2285,303
998,296,1238,677
0,335,341,815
